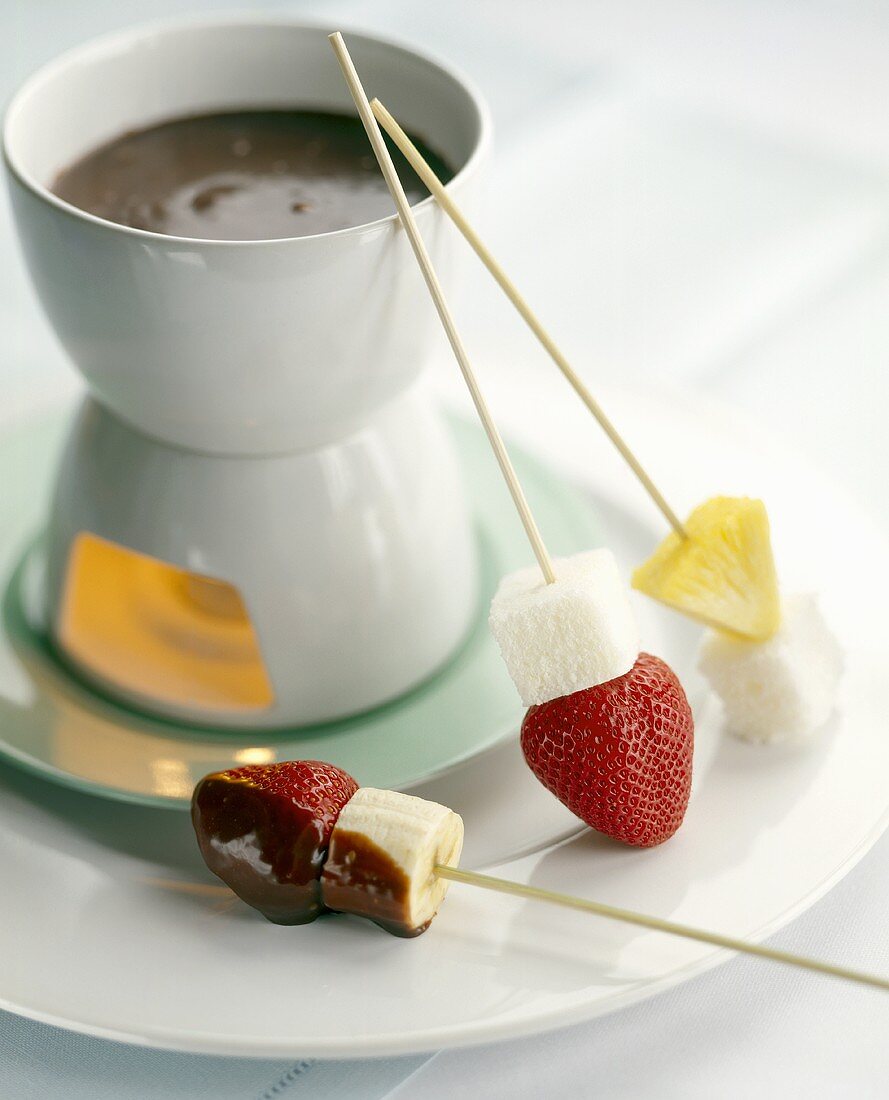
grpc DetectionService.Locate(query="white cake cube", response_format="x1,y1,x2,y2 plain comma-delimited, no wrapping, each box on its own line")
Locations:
698,593,843,744
489,549,639,706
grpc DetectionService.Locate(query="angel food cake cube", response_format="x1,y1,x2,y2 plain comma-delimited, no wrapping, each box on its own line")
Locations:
698,593,842,743
489,549,639,706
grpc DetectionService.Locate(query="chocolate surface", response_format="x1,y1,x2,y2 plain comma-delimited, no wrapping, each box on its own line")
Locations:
51,109,453,240
321,829,429,938
191,762,358,925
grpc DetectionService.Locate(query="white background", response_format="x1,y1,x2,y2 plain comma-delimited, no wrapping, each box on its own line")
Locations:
4,1,889,1096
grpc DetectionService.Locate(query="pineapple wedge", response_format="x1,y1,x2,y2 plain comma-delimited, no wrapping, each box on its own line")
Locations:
632,497,780,641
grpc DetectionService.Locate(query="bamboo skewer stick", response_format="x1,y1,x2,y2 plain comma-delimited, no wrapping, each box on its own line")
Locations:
435,865,889,993
329,33,556,584
371,98,688,540
149,868,888,992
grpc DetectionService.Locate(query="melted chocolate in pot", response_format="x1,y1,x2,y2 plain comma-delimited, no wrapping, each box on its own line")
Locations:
51,109,454,241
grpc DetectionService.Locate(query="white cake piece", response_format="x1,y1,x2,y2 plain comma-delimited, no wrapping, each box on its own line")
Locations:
698,593,843,744
489,549,639,706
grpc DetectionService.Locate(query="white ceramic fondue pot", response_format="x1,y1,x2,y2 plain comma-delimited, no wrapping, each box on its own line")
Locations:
4,17,489,728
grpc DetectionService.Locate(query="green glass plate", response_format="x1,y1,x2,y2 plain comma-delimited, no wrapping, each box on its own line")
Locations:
0,406,598,807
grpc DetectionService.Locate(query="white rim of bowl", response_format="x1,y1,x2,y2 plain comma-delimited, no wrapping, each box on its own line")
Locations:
1,13,492,247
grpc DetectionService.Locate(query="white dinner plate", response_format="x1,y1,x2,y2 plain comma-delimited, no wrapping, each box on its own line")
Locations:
0,386,886,1058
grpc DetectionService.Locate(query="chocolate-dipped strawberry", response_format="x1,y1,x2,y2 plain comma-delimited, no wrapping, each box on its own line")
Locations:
191,760,358,924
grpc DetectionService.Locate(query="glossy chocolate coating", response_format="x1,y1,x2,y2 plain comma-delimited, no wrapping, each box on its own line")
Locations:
321,829,429,938
191,761,358,925
51,109,453,241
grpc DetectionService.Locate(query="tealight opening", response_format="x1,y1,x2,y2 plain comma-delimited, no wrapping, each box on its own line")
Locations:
57,532,274,713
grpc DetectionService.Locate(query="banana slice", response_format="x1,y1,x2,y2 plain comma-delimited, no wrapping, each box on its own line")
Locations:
320,787,464,936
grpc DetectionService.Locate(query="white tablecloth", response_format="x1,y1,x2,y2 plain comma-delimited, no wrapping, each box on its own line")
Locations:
4,1,888,1095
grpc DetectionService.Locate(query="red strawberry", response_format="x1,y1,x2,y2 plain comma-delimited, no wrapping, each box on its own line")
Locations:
521,653,693,847
192,760,358,924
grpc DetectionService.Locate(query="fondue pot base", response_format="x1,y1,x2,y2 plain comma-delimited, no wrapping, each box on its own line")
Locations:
0,404,599,805
40,391,480,730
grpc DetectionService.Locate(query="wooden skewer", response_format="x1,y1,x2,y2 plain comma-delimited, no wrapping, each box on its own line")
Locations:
329,33,557,584
152,867,887,992
371,98,688,540
435,865,889,993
